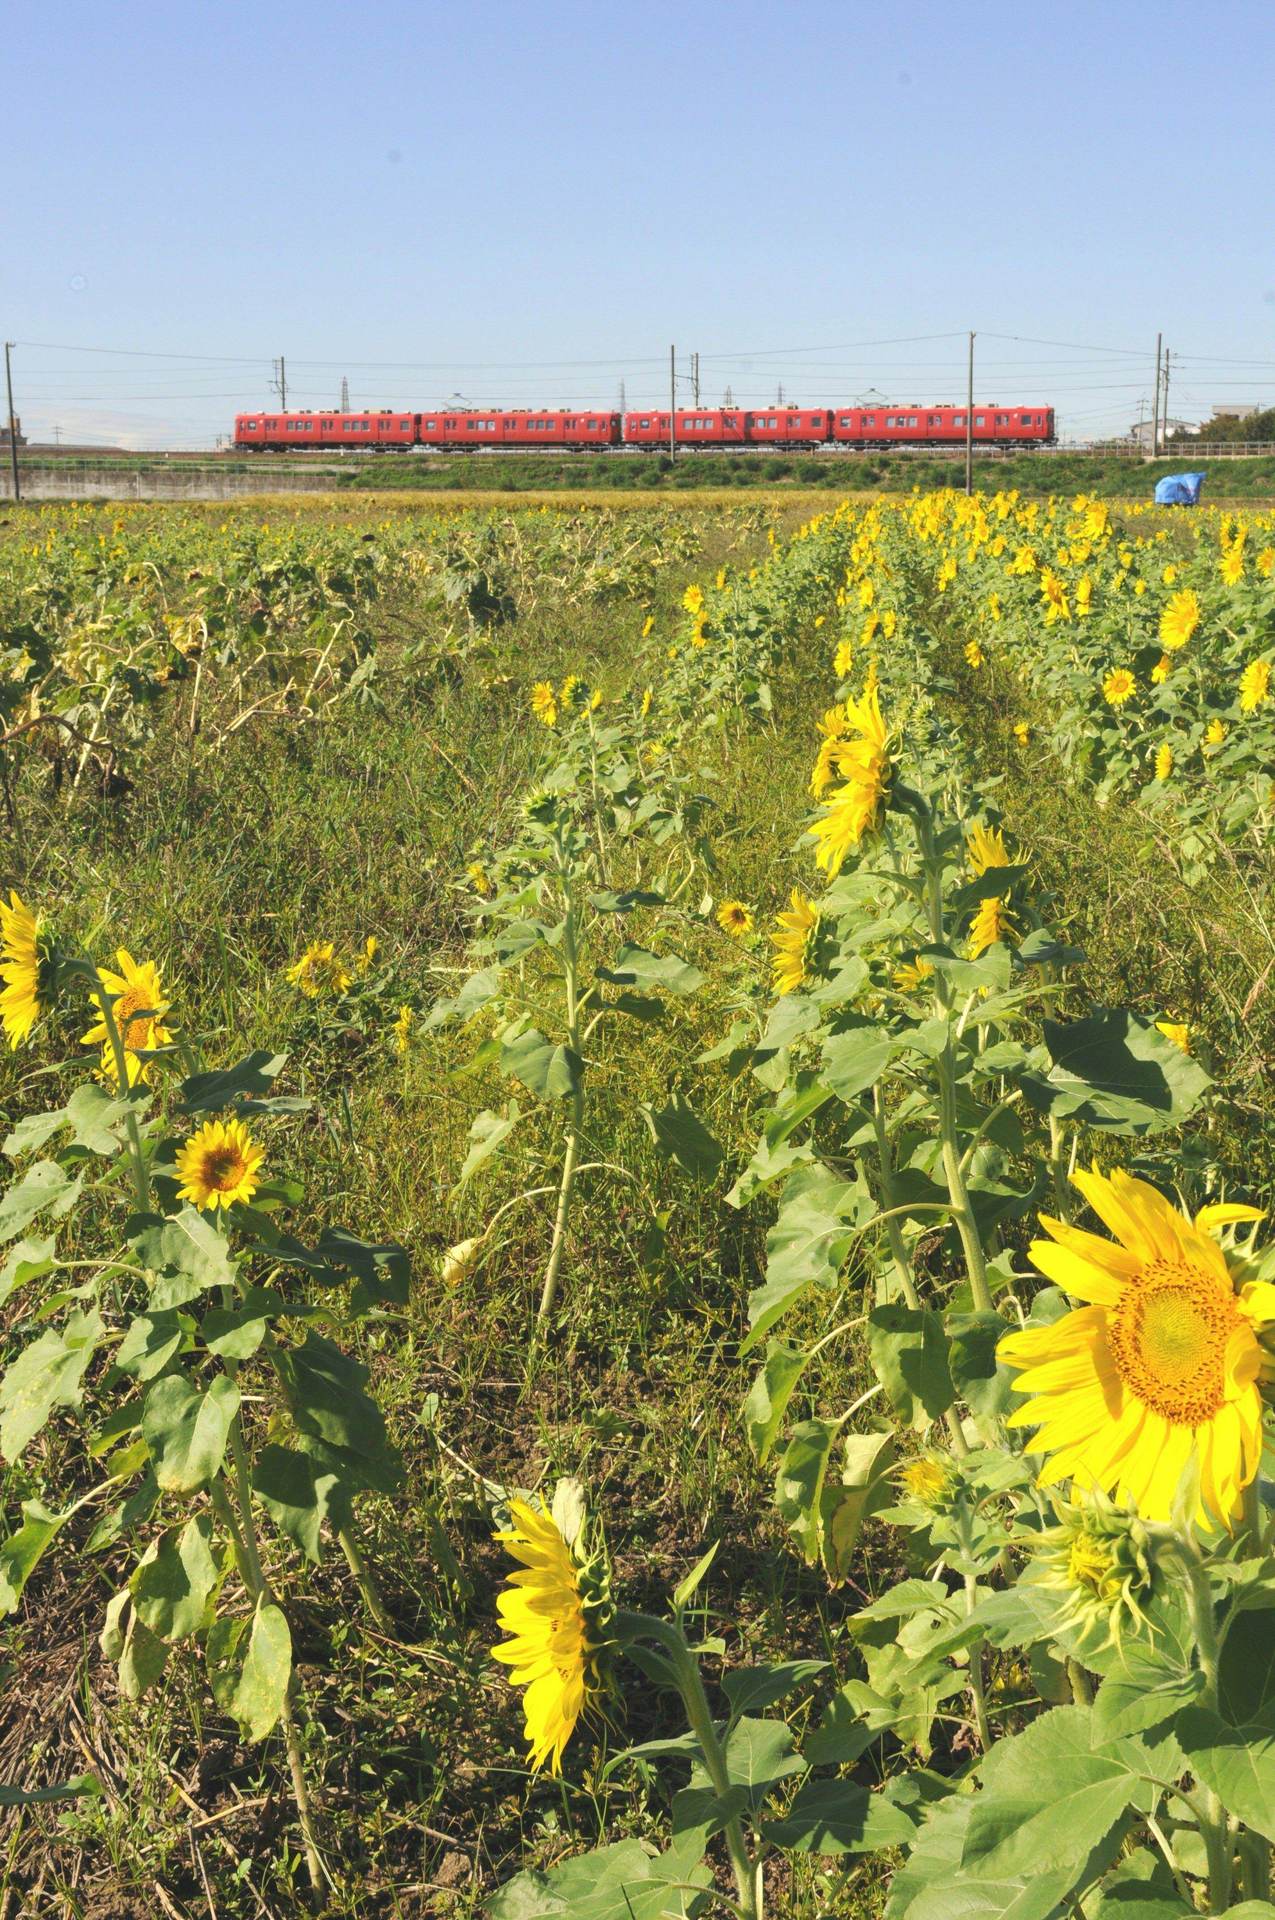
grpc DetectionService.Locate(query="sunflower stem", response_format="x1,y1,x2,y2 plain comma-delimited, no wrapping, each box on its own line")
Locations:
1182,1545,1233,1911
87,963,151,1214
224,1382,326,1907
614,1611,761,1920
537,860,585,1329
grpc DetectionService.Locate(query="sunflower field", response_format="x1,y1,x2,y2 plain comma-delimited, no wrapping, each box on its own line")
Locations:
1,486,1274,1919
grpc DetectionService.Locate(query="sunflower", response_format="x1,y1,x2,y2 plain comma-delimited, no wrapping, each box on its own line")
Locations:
1013,721,1031,746
1159,588,1200,651
1155,1019,1190,1054
809,683,890,878
716,899,754,938
998,1166,1275,1526
968,895,1015,957
530,682,558,727
491,1496,610,1775
967,822,1011,877
770,890,819,996
81,950,172,1086
1239,659,1270,713
356,935,379,975
900,1454,955,1509
175,1117,265,1212
1102,667,1137,707
466,862,491,896
1220,545,1245,586
393,1004,414,1054
0,890,45,1049
892,955,934,991
1025,1495,1156,1654
833,637,855,678
1039,569,1070,622
286,940,352,999
965,639,984,669
1206,718,1227,747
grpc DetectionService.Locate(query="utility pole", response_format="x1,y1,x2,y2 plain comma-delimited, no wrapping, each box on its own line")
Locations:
669,344,676,459
723,384,734,407
272,355,288,410
4,342,20,504
777,381,785,406
1150,332,1162,458
964,330,975,496
618,377,626,415
340,375,350,411
692,352,700,406
1160,350,1171,445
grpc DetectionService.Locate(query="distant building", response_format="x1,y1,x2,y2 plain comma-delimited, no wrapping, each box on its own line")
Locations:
1212,402,1261,420
0,415,26,448
1128,417,1198,447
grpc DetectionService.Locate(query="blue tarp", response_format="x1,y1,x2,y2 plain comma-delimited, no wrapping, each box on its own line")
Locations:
1154,471,1206,506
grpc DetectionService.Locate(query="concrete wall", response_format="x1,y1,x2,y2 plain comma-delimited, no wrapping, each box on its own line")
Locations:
0,463,352,501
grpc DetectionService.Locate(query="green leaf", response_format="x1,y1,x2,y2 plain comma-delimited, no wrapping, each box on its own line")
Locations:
118,1608,169,1699
0,1234,56,1307
867,1305,955,1425
5,1083,141,1159
0,1774,100,1809
134,1206,236,1304
0,1161,82,1245
774,1417,840,1563
671,1539,719,1611
0,1307,103,1458
0,1498,71,1613
115,1309,189,1380
1176,1702,1275,1842
500,1026,583,1101
201,1287,282,1360
947,1312,1016,1423
177,1050,287,1113
887,1792,1081,1920
959,1705,1149,1882
821,1024,895,1104
456,1103,523,1188
253,1443,340,1562
820,1429,898,1581
131,1516,218,1641
744,1340,810,1463
274,1331,399,1494
142,1371,240,1491
1218,1604,1275,1720
640,1098,723,1180
488,1834,710,1920
802,1688,879,1768
743,1163,866,1349
1015,1010,1212,1135
716,1715,804,1802
1091,1642,1204,1741
595,943,706,997
313,1228,410,1311
208,1600,293,1742
721,1660,828,1720
763,1774,920,1854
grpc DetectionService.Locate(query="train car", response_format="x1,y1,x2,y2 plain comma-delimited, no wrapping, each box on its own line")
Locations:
500,411,620,449
623,409,748,447
746,408,832,448
233,410,417,451
830,405,1054,447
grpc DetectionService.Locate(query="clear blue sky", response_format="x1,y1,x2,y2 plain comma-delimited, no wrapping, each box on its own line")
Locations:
6,0,1273,447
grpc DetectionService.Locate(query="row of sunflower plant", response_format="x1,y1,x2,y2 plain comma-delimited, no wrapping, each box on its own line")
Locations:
486,501,1275,1919
0,889,407,1904
434,504,864,1331
856,488,1275,879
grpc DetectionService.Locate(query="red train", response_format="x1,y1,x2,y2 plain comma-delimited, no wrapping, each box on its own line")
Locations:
232,401,1055,453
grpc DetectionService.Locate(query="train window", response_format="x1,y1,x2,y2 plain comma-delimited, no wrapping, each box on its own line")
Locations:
908,416,919,427
996,414,1009,426
975,415,986,427
1019,414,1032,425
953,414,965,426
639,418,650,428
929,415,942,426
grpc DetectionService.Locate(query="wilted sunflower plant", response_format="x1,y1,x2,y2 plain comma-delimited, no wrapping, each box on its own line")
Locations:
0,893,407,1902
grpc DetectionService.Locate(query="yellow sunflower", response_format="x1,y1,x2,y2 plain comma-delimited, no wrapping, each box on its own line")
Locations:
82,950,172,1086
1153,743,1174,781
491,1498,606,1775
998,1167,1274,1526
175,1117,265,1212
0,890,44,1049
530,682,558,728
285,940,352,999
1159,588,1200,652
1103,667,1137,707
716,899,754,938
393,1004,414,1054
1155,1019,1190,1053
1239,659,1270,713
892,955,935,991
770,890,819,996
968,895,1015,957
809,683,890,878
967,822,1011,877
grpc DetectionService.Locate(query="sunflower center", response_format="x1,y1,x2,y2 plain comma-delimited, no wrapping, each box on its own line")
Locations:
202,1147,245,1191
1108,1256,1237,1424
115,987,154,1050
